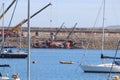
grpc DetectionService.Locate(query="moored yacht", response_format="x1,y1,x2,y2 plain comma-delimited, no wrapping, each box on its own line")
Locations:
80,61,120,73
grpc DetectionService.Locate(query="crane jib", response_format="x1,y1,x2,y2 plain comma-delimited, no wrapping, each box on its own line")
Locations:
0,0,16,20
12,3,52,34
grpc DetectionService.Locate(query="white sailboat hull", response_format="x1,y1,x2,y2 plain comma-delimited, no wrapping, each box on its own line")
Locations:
0,77,20,80
80,63,120,73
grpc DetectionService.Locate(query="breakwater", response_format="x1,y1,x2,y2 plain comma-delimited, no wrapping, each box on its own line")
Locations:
1,27,120,49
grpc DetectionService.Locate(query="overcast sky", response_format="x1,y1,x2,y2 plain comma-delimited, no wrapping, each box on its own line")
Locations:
0,0,120,28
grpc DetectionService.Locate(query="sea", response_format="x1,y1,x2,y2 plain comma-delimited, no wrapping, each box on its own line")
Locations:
0,49,120,80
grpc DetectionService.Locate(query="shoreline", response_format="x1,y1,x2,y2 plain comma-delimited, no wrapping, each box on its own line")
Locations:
0,27,120,49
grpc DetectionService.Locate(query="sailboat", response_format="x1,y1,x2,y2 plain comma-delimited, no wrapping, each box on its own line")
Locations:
0,26,28,59
80,0,120,73
0,2,51,59
80,61,120,73
0,1,23,80
0,0,27,59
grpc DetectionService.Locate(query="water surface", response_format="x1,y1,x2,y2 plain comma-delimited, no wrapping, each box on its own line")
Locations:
0,49,119,80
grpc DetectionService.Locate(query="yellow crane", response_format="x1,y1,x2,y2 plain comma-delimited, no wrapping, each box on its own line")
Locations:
12,3,52,34
0,0,16,20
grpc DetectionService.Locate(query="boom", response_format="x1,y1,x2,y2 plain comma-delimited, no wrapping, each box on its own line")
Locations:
0,0,16,20
12,3,52,34
66,23,77,39
54,22,65,39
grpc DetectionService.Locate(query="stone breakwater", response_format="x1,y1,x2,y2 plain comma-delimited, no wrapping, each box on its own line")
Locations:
0,27,120,49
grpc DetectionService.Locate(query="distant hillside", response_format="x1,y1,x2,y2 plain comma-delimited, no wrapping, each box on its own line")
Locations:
106,25,120,29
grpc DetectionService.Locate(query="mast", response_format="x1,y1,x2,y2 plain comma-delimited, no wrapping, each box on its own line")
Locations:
1,3,5,53
19,26,22,49
27,2,52,80
27,0,30,80
101,0,105,63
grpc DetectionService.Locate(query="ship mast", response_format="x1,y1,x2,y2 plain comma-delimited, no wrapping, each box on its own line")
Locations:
1,3,5,53
101,0,105,63
27,0,30,80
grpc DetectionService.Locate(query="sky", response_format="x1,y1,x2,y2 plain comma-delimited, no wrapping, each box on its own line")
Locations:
0,0,120,28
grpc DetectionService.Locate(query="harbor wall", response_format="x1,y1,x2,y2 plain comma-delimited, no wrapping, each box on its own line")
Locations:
0,27,120,49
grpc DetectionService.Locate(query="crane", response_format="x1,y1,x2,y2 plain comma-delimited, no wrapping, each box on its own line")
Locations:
66,23,77,39
0,0,16,20
54,22,65,39
12,3,52,34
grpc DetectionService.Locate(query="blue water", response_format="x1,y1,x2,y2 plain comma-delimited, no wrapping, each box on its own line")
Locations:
0,49,120,80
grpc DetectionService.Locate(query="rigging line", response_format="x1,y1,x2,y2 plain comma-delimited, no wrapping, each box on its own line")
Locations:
7,0,18,31
0,5,2,14
93,0,103,28
80,0,104,65
49,1,53,27
5,0,18,42
72,1,103,50
109,0,120,25
107,40,120,80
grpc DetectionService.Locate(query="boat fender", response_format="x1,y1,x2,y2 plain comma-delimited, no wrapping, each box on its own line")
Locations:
32,60,37,64
115,75,119,80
